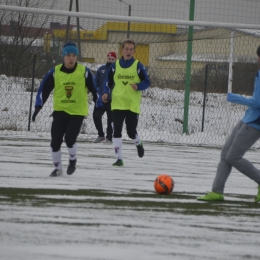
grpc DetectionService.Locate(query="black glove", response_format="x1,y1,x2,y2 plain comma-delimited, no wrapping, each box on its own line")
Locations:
32,106,41,122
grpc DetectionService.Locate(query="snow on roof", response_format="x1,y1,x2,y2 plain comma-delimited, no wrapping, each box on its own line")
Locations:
176,26,260,37
157,53,256,63
236,28,260,37
1,36,45,46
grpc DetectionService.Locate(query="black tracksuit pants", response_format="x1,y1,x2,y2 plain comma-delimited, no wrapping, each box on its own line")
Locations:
93,101,113,141
51,111,84,152
112,109,139,139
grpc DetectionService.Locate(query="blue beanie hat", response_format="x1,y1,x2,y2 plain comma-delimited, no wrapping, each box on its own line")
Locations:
62,42,79,57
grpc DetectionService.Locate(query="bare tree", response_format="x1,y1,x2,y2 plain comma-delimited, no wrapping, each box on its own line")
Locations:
0,0,55,77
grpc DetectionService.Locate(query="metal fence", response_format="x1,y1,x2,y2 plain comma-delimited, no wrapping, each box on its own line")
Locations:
0,68,249,147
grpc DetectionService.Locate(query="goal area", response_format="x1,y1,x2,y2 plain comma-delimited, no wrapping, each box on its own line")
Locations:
1,2,260,147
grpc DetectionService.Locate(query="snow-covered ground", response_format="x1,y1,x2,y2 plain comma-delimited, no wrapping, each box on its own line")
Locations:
1,73,260,259
0,136,260,260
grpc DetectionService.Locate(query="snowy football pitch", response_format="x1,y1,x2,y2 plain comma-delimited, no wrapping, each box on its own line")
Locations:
0,136,259,260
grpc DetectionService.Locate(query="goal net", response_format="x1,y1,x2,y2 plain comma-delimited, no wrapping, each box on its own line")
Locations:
1,1,260,147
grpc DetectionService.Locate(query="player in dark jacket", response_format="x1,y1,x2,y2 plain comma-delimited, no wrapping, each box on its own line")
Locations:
93,52,117,144
32,42,102,177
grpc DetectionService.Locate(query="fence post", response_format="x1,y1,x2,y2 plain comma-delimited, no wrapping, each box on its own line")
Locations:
201,64,208,132
183,0,195,134
28,53,36,131
225,31,235,140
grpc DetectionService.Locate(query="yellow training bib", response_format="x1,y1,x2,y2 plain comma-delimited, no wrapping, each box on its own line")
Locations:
54,64,88,116
112,60,141,113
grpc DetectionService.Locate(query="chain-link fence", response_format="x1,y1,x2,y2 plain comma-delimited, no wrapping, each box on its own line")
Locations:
1,2,260,148
0,66,249,147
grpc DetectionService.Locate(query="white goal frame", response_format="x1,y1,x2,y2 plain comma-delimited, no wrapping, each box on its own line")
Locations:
1,4,260,30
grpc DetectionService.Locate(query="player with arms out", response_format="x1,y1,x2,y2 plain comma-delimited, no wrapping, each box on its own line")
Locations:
32,42,102,177
197,45,260,203
102,39,150,166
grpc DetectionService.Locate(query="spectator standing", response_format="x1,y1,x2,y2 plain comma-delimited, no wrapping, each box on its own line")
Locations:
93,52,117,144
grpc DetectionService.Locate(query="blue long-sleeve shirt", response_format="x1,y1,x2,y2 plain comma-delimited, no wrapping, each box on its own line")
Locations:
103,57,150,95
35,63,102,108
95,62,113,101
227,70,260,130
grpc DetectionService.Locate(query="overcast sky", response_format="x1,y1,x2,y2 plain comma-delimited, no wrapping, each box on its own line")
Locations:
47,0,260,25
1,0,260,29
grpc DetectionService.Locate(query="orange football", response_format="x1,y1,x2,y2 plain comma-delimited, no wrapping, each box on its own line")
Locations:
154,174,174,194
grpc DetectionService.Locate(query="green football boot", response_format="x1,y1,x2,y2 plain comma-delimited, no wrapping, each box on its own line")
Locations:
112,159,124,167
254,186,260,203
197,191,224,201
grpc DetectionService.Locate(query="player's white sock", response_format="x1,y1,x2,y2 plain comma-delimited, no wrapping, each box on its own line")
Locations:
133,134,141,146
67,143,77,161
51,150,62,170
113,137,123,160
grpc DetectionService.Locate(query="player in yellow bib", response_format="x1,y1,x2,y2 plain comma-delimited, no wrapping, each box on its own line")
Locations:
32,42,102,177
102,39,150,166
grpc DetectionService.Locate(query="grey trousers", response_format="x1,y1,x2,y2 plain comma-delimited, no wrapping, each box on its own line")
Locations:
212,121,260,194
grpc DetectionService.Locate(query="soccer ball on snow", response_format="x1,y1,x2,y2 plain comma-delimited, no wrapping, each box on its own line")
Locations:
154,174,174,195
